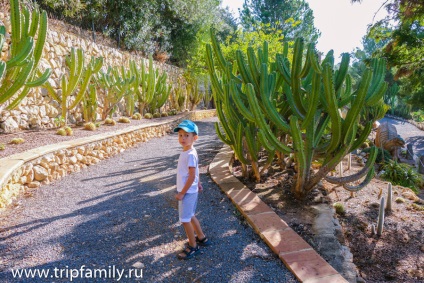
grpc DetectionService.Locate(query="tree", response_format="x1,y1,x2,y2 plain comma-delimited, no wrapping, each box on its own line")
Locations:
239,0,320,42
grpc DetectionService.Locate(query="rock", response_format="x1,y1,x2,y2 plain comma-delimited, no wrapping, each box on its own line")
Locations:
33,165,48,181
132,262,144,269
27,181,41,188
1,116,19,133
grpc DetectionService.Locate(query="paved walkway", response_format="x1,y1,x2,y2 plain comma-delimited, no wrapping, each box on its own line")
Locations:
0,117,298,283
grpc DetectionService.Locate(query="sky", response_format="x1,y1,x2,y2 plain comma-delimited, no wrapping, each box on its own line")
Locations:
221,0,389,62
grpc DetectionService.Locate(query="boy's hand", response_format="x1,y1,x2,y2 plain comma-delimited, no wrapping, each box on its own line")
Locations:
198,183,203,192
175,192,185,201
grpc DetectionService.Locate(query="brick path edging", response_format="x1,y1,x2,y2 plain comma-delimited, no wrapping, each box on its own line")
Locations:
209,145,349,283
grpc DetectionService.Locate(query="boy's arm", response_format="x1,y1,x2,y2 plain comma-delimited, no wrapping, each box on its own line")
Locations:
175,167,196,200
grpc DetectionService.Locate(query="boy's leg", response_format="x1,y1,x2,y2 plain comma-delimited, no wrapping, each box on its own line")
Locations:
182,222,197,248
191,216,205,240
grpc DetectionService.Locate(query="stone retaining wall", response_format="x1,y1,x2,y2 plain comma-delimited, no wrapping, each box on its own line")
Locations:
0,110,216,209
0,11,186,133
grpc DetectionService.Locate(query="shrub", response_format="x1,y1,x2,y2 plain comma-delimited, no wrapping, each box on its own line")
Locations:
333,203,345,215
381,160,422,193
9,138,25,144
118,117,131,123
144,113,153,119
362,147,391,164
84,122,97,131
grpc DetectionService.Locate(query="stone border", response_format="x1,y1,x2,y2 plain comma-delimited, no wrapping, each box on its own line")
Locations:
0,110,216,209
209,145,349,283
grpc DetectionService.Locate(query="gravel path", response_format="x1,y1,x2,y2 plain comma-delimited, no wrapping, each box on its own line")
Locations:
0,117,298,283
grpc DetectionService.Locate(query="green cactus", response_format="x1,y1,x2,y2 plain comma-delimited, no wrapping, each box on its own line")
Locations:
44,49,103,125
96,65,134,120
207,29,387,198
186,76,203,111
82,85,98,123
0,0,51,109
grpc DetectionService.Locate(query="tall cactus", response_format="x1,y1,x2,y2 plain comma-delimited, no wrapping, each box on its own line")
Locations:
96,65,134,119
0,0,51,109
44,48,103,125
206,29,387,199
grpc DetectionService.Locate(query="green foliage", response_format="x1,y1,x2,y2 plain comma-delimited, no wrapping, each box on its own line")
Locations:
64,126,73,135
362,147,392,164
239,0,320,42
381,160,421,192
333,203,345,215
0,0,51,110
82,85,98,123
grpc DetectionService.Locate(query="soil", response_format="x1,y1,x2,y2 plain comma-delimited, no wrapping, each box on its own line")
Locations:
231,154,424,283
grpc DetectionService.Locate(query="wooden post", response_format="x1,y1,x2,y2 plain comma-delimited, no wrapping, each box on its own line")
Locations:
406,144,414,160
419,155,424,174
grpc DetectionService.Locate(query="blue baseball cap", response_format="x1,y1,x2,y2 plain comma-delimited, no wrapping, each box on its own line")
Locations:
174,120,198,135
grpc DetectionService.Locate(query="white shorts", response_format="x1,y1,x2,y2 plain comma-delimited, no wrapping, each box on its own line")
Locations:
178,193,198,223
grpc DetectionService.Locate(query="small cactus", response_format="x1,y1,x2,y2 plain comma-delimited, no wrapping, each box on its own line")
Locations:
132,113,142,120
333,202,345,215
64,126,73,136
0,144,5,150
104,118,116,125
386,183,393,211
395,197,405,203
9,138,25,144
57,128,67,136
144,113,153,119
95,122,101,128
118,117,131,123
153,113,161,118
84,122,97,131
377,197,385,236
161,112,168,117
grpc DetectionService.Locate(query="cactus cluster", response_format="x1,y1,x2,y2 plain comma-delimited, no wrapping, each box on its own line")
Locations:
0,0,51,109
84,122,97,131
9,137,25,144
206,29,387,198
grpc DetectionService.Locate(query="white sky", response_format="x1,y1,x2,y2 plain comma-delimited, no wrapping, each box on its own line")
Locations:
221,0,389,62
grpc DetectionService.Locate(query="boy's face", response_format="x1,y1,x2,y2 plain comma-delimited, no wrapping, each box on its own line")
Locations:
178,129,198,151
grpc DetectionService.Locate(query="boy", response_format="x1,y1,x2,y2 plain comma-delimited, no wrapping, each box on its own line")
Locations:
173,120,211,260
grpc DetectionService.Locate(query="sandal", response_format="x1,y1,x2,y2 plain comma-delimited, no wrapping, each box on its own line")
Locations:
196,236,212,246
177,244,199,260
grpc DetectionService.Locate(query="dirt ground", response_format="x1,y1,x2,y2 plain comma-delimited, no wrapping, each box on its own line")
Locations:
232,155,424,283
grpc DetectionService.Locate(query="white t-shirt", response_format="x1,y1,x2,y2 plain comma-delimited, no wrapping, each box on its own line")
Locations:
176,148,199,193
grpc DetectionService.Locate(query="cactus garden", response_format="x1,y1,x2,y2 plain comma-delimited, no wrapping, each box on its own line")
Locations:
0,0,423,282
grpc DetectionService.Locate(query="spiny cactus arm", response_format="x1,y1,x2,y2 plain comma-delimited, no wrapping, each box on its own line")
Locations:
366,59,385,99
236,50,256,86
283,81,305,119
276,54,291,84
246,83,292,154
258,129,275,152
341,68,372,142
308,45,322,74
42,80,60,102
322,64,342,153
338,74,352,108
209,29,227,72
245,124,259,163
325,146,377,184
290,38,307,115
25,68,51,87
7,85,31,110
28,9,39,37
6,37,33,70
259,64,291,132
299,43,314,78
65,48,84,97
206,47,224,98
0,60,34,104
0,62,5,82
321,50,335,69
247,47,260,89
10,0,21,57
314,114,330,148
291,116,307,194
33,10,47,67
301,71,321,129
234,123,250,165
334,53,350,93
214,122,233,145
342,166,376,192
350,121,373,151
